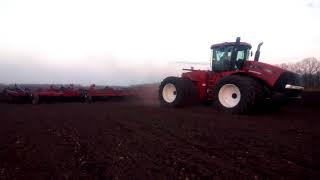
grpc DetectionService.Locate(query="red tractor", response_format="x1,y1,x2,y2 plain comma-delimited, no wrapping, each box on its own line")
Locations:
159,37,304,113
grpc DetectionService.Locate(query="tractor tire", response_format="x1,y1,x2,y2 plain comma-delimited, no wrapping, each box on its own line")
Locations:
213,75,264,114
159,76,196,107
203,100,214,106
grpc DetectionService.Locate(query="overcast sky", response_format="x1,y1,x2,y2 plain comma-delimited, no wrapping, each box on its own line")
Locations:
0,0,319,85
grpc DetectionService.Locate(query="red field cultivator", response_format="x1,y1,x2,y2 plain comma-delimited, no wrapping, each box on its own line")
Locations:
2,84,32,103
1,84,135,104
31,85,85,104
83,84,133,102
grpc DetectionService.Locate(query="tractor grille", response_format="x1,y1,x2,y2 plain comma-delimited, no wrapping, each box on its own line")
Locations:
273,72,303,92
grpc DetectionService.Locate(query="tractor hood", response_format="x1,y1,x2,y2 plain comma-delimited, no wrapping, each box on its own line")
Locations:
243,60,302,88
243,60,286,77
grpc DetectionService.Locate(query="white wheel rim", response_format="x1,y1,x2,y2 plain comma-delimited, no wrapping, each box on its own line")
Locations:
218,84,241,108
162,83,177,103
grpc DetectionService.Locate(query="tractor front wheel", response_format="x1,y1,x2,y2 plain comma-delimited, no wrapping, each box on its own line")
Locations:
213,75,263,113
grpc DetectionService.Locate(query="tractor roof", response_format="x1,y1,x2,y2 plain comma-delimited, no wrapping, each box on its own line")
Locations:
210,42,252,49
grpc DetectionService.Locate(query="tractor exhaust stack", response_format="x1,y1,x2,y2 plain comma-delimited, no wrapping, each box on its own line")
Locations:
236,37,241,43
254,42,263,61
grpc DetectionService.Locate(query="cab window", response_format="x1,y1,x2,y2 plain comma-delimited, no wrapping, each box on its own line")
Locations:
213,46,232,62
212,46,233,72
212,46,250,72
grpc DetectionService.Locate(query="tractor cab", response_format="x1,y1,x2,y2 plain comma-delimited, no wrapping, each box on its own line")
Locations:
211,37,252,72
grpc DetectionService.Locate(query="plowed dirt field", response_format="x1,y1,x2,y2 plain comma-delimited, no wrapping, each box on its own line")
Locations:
0,90,319,179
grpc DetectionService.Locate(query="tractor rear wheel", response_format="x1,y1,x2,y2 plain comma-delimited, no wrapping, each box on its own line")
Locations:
213,75,263,114
159,77,195,107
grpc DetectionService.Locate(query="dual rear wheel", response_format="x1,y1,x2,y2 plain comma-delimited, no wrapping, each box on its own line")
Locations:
159,77,196,107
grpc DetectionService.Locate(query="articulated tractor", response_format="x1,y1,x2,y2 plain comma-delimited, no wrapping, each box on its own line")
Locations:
159,37,304,113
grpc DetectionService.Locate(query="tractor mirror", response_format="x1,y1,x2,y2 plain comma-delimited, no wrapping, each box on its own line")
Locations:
250,51,253,57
